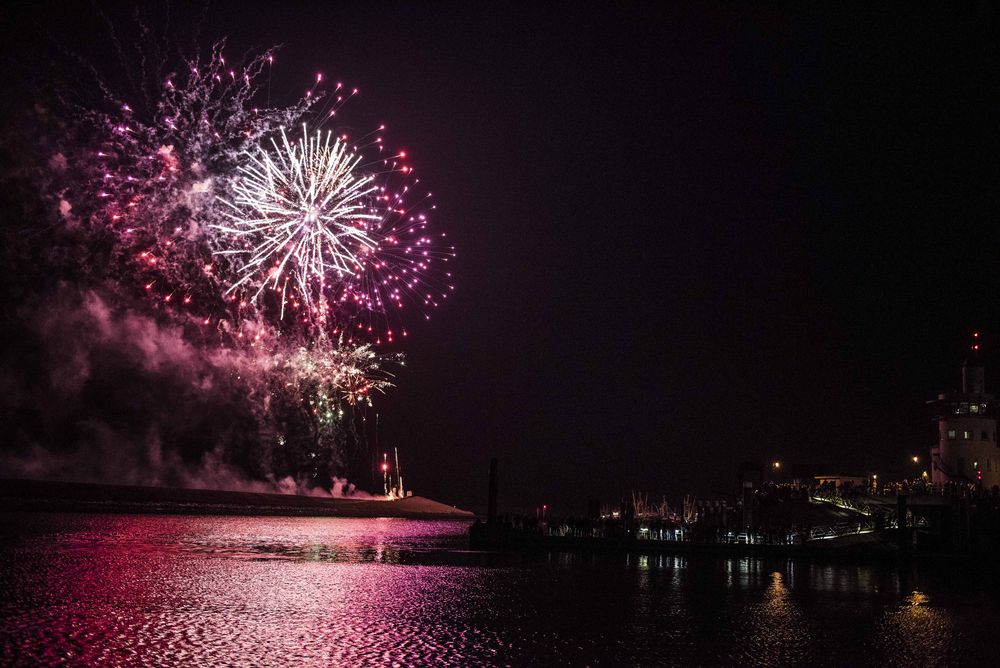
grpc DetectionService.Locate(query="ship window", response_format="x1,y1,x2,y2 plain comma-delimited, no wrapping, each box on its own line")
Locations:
948,429,956,439
963,430,973,440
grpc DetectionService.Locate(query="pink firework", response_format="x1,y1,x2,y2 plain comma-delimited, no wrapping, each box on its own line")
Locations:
74,45,453,346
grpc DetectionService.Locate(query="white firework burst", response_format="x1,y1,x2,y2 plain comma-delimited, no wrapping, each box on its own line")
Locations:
214,125,382,313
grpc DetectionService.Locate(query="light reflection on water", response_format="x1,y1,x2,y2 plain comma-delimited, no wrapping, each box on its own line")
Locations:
1,513,998,666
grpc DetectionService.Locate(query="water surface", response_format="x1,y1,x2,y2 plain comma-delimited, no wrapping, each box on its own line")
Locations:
1,513,997,666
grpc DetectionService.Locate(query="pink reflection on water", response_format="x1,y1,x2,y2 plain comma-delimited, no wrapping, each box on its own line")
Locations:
1,514,492,666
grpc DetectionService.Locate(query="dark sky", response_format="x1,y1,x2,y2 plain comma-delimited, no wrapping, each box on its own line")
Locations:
3,2,998,512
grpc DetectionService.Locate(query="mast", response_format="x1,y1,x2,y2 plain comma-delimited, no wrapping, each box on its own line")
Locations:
382,452,389,496
394,447,403,498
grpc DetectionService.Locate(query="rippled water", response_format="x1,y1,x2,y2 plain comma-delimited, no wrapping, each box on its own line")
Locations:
1,513,998,666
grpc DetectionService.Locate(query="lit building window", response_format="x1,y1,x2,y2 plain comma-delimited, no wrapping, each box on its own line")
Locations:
963,430,973,440
971,404,980,414
948,429,956,439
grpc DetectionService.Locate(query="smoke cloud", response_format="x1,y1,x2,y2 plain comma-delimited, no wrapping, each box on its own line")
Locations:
0,288,369,496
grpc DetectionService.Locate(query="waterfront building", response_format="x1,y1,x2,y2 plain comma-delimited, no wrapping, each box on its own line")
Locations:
930,348,1000,488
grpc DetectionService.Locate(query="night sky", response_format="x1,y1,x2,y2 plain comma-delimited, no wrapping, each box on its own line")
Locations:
2,3,997,512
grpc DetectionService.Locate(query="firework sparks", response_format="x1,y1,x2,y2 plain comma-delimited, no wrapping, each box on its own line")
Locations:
274,338,402,409
61,40,454,345
213,122,455,342
63,40,457,345
214,125,380,313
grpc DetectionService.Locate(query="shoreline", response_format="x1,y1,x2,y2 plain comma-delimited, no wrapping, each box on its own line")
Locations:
467,523,986,565
0,478,475,520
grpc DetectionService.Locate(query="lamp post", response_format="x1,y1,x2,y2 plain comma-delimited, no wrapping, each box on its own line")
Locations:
910,455,921,483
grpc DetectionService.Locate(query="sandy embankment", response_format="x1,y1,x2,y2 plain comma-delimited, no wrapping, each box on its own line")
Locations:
0,479,474,519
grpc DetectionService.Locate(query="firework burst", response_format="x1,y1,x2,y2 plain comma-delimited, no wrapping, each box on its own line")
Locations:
73,46,457,345
214,125,380,315
274,338,402,409
212,119,455,344
54,39,455,346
